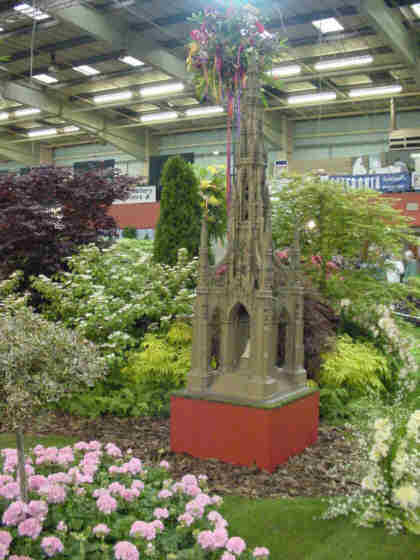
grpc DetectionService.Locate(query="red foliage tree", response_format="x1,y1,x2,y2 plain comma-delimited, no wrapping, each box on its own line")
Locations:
0,166,135,278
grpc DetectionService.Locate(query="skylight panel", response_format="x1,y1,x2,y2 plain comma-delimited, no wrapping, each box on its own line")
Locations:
312,18,344,34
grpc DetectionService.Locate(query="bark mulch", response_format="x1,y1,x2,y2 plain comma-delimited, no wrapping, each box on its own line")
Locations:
2,412,363,499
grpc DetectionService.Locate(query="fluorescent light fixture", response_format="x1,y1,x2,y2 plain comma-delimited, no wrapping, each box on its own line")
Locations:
14,107,41,117
267,64,301,77
0,112,9,120
314,55,373,71
349,84,402,97
213,151,220,155
140,111,178,122
119,55,144,67
73,65,100,76
139,82,184,97
93,90,133,104
33,73,58,84
0,27,3,32
410,152,420,158
14,3,49,21
312,18,344,33
411,3,420,18
287,92,337,104
27,128,57,137
62,125,80,133
185,106,224,117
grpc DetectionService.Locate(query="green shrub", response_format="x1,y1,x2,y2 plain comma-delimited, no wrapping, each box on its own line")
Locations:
121,321,192,416
153,155,202,265
122,226,137,239
319,335,390,421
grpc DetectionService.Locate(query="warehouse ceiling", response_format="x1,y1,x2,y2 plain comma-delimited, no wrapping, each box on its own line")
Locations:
0,0,419,163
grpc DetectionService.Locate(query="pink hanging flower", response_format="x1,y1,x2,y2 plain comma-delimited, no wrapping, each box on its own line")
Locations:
256,21,265,33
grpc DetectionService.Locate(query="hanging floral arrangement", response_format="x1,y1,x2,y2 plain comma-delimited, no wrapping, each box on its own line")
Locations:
186,2,286,209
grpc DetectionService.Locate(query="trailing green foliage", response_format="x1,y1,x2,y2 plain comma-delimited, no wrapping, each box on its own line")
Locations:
122,322,192,416
319,335,390,421
194,164,227,244
153,156,203,265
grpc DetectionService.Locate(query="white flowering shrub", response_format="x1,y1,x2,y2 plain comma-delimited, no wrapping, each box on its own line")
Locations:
0,443,270,559
339,302,418,399
324,408,420,534
30,240,197,366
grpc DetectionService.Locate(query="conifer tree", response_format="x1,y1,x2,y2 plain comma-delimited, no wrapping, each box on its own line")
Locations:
153,156,202,265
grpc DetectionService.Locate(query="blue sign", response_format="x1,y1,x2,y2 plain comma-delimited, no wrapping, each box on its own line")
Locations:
329,172,411,193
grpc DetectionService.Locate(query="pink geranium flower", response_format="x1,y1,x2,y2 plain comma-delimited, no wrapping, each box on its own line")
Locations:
114,541,139,560
41,536,64,557
253,546,270,557
18,518,42,540
226,536,246,555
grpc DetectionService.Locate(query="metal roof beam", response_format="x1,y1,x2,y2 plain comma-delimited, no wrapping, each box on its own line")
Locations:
0,137,40,165
48,3,190,83
0,81,147,158
361,0,420,84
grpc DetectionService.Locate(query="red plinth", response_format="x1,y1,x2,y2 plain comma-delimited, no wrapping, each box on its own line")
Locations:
170,391,319,473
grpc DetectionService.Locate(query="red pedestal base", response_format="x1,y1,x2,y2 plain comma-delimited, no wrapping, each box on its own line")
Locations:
170,391,319,473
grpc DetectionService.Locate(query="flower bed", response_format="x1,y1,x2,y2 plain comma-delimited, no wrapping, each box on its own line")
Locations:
0,442,269,559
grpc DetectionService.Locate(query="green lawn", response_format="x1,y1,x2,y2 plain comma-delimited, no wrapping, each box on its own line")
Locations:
0,432,77,450
221,496,420,559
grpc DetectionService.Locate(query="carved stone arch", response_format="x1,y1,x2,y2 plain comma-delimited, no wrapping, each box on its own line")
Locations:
276,303,289,368
209,306,222,369
228,302,251,368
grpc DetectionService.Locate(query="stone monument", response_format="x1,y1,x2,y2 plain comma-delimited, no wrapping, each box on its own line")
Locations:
171,58,319,472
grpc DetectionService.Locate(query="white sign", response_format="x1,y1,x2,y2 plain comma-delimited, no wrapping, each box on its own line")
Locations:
114,186,157,204
412,172,420,191
273,160,288,178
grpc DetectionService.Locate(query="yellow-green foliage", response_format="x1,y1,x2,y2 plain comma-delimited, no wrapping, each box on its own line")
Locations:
320,335,390,396
122,322,192,414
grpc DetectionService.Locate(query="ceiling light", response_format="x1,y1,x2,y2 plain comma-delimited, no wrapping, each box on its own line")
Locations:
14,3,49,21
267,65,301,77
62,125,80,133
14,107,41,117
93,91,133,104
119,55,144,67
287,92,337,105
312,18,344,34
140,111,178,122
410,152,420,158
0,112,8,120
27,128,57,137
411,3,420,17
33,73,58,84
139,83,184,97
213,151,220,155
349,84,402,97
314,55,373,71
185,106,224,117
73,65,100,76
0,27,4,32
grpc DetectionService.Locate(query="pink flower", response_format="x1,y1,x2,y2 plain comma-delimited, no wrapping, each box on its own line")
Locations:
125,458,142,475
253,546,270,557
182,474,197,486
129,521,156,541
0,543,9,560
190,29,201,41
213,527,228,548
105,443,122,458
96,493,118,514
56,521,67,533
159,460,170,470
2,501,28,526
207,511,228,527
255,21,265,33
0,531,12,548
151,519,163,532
227,536,246,555
9,556,33,560
131,480,144,492
39,483,66,504
153,507,169,519
177,512,194,526
74,441,89,451
0,482,20,500
221,553,236,560
158,489,172,499
41,536,64,557
197,530,216,550
92,524,110,536
18,518,42,540
114,541,139,560
28,475,48,491
27,501,48,521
